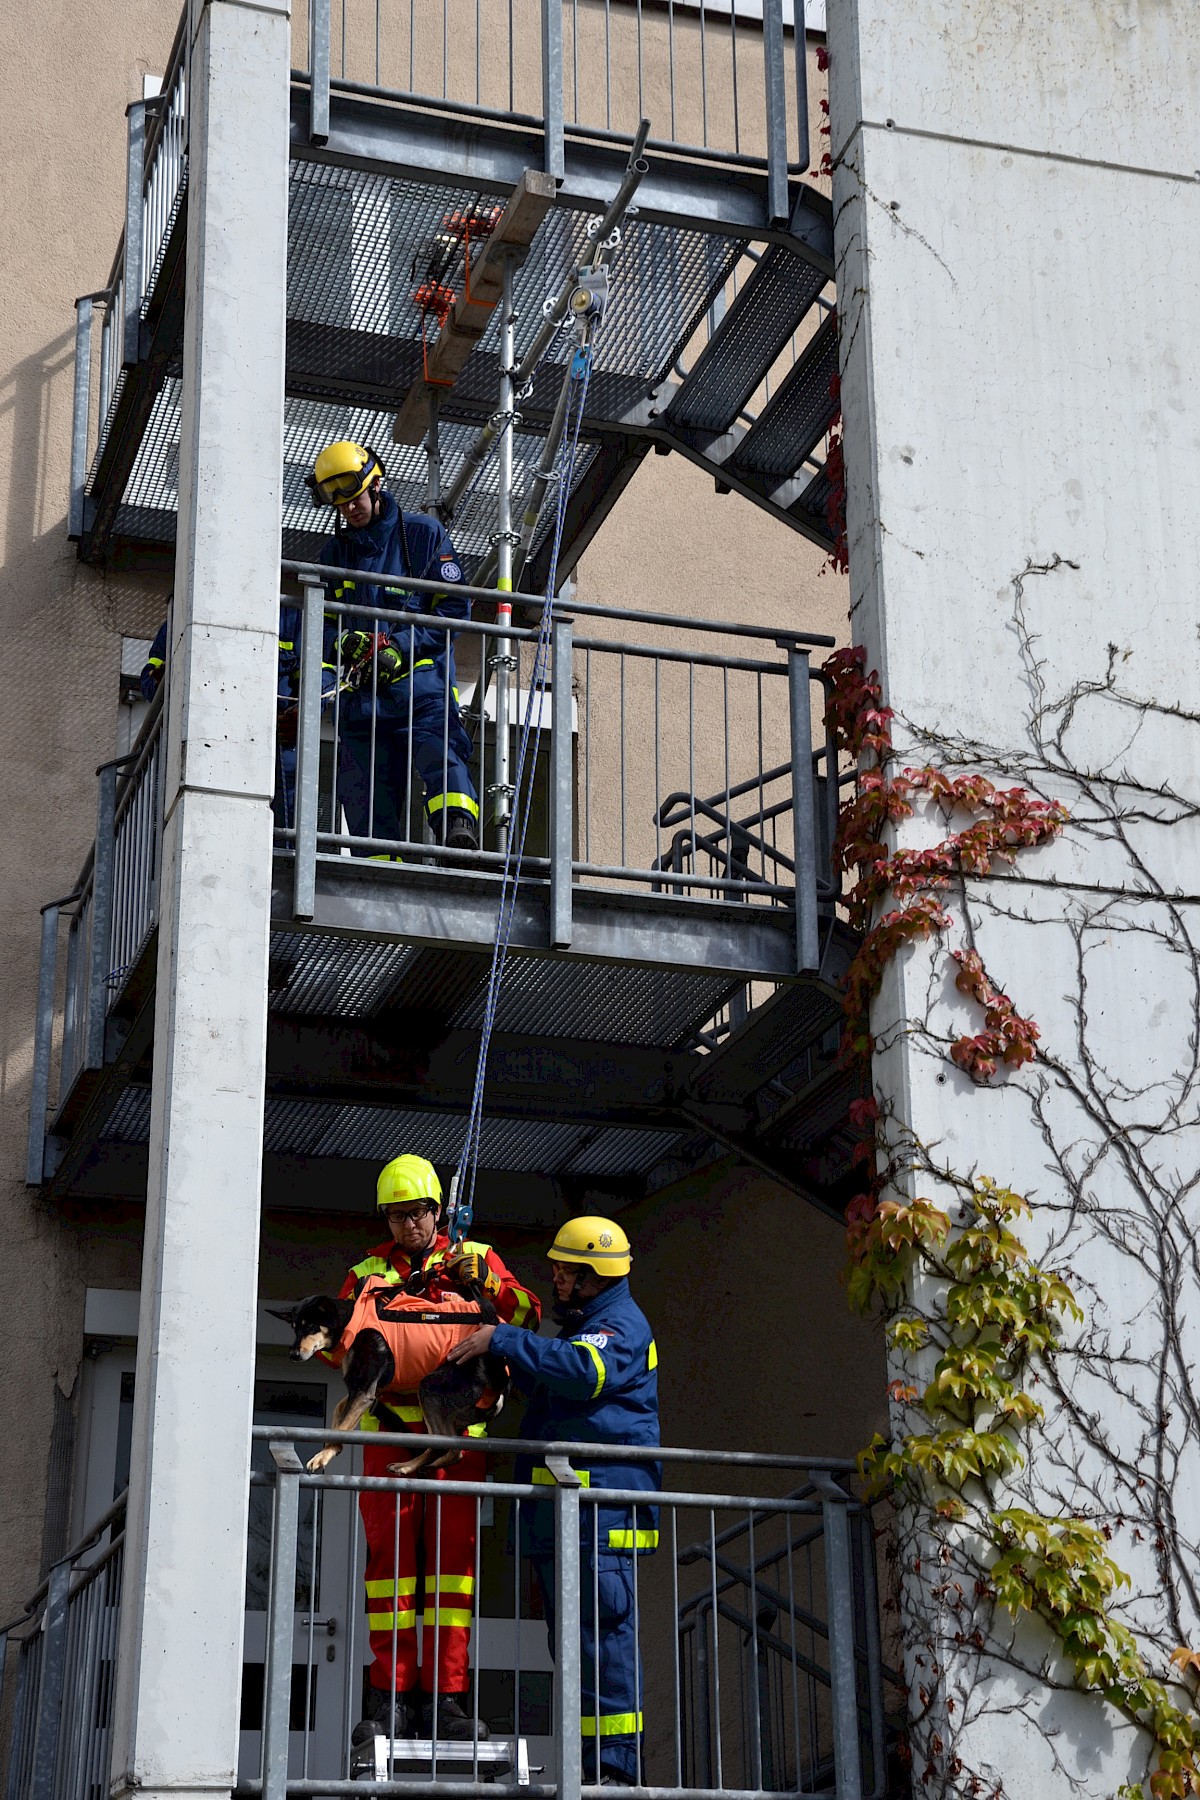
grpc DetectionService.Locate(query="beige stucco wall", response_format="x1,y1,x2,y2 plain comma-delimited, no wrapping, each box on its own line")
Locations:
0,0,866,1660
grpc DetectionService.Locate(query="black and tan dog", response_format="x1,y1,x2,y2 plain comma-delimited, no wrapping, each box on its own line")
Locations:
272,1279,507,1477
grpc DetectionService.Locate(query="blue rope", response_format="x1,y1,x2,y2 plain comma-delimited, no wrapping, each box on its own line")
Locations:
448,341,596,1246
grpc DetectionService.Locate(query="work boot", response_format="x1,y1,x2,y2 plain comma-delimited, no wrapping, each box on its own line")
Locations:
420,1693,489,1741
443,809,478,853
360,1686,419,1738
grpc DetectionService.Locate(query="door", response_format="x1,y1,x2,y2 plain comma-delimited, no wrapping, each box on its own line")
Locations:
238,1355,361,1782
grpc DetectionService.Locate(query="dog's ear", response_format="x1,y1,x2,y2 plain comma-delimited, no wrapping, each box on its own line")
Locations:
265,1303,301,1327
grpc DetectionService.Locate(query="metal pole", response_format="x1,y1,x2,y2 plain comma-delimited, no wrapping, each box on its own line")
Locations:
310,0,331,144
122,101,147,366
425,390,443,516
293,578,325,922
551,1460,582,1800
29,1562,71,1800
69,299,94,539
263,1447,303,1800
85,766,118,1071
817,1483,864,1800
26,905,62,1186
787,648,820,973
541,0,565,182
792,0,811,185
490,254,519,853
549,614,573,947
762,0,788,223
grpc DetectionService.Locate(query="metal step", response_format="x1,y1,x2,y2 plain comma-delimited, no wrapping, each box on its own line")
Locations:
725,311,839,484
664,244,829,439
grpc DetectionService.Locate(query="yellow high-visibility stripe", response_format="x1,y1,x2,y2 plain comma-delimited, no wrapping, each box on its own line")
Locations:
647,1340,658,1371
607,1529,659,1551
580,1713,643,1737
147,656,164,670
365,1577,419,1597
426,792,481,819
532,1467,591,1487
278,638,294,650
466,1421,488,1438
509,1292,534,1328
571,1339,607,1398
422,1607,473,1629
351,1255,396,1280
366,1609,417,1631
429,1574,475,1595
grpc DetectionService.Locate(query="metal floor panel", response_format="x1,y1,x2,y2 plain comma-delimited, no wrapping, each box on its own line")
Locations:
726,312,839,479
450,955,740,1049
689,979,842,1104
268,931,422,1017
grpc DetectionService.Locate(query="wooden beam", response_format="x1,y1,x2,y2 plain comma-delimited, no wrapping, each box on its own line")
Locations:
392,168,557,445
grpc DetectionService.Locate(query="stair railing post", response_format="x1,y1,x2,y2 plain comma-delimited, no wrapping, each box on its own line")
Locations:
29,1561,72,1800
762,0,788,224
27,903,64,1186
122,101,147,366
263,1446,303,1800
815,1476,864,1800
309,0,330,145
69,298,94,540
85,765,119,1071
550,614,574,948
786,646,820,972
541,0,565,182
293,577,324,923
550,1455,582,1800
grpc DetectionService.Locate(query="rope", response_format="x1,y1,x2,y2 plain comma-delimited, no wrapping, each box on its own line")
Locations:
447,336,596,1247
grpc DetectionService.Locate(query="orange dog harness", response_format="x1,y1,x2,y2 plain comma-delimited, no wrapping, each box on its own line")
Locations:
328,1275,489,1403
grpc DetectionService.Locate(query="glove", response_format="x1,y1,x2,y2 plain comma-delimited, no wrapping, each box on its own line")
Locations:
376,642,405,684
443,1248,501,1299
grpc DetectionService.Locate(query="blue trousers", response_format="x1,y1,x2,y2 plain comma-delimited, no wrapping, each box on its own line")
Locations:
337,697,478,848
532,1553,644,1782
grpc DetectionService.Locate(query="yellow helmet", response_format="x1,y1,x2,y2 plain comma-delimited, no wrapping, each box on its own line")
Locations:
547,1216,632,1276
376,1154,442,1210
307,439,385,508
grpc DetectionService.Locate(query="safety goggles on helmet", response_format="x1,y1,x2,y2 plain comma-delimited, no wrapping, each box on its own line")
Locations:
306,441,385,509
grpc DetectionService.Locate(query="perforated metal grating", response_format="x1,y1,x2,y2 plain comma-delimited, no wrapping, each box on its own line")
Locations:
728,316,839,478
452,956,740,1048
268,932,421,1017
666,246,829,436
98,1086,684,1179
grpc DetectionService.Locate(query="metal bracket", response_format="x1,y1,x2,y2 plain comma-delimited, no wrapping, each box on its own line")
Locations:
544,1453,582,1488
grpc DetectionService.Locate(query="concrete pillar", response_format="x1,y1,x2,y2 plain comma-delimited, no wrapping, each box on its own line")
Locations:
830,3,1200,1795
109,0,289,1794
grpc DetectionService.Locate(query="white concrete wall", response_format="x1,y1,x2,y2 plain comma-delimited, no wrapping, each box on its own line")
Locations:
830,1,1200,1794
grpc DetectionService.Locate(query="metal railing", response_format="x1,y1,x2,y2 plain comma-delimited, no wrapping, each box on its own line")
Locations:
244,1427,882,1798
26,695,165,1183
1,1495,127,1800
69,13,189,536
283,562,834,959
302,0,808,205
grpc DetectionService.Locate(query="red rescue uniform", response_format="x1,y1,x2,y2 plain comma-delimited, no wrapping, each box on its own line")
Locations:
338,1235,540,1700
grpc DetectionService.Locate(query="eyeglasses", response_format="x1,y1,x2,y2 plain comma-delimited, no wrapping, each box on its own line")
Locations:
382,1204,435,1223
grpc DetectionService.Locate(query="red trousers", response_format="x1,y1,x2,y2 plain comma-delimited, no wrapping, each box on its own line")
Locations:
360,1437,486,1696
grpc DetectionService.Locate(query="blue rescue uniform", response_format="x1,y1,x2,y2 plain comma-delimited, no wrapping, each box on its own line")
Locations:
492,1278,660,1782
318,492,480,845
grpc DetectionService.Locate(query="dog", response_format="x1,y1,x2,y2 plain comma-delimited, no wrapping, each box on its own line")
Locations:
271,1277,508,1476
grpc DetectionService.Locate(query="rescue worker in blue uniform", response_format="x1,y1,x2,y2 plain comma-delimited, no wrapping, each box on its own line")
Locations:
448,1217,660,1784
307,439,480,854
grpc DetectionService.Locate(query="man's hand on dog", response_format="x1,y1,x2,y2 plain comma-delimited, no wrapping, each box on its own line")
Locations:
443,1248,501,1298
446,1324,497,1362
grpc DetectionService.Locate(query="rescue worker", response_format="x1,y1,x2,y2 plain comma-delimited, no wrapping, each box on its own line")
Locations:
139,614,168,701
340,1154,541,1741
307,440,481,853
448,1217,660,1784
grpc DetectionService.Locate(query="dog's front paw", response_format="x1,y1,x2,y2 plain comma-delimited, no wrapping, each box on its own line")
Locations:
387,1457,421,1476
306,1448,336,1472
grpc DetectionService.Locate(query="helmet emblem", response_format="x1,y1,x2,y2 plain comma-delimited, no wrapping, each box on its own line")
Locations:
599,1232,613,1248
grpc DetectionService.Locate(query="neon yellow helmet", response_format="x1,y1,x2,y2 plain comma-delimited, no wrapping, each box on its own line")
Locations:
547,1216,632,1277
376,1154,442,1211
307,439,385,508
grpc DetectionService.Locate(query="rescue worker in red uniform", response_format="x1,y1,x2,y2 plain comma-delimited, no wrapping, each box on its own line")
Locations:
341,1154,540,1741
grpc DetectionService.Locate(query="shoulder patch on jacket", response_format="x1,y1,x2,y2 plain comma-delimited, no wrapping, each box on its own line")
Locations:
578,1331,612,1348
439,556,462,582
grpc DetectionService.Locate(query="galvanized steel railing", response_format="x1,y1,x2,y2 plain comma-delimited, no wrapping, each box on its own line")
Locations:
244,1427,882,1798
69,12,189,538
1,1494,127,1800
26,694,165,1184
302,0,809,209
283,561,835,960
